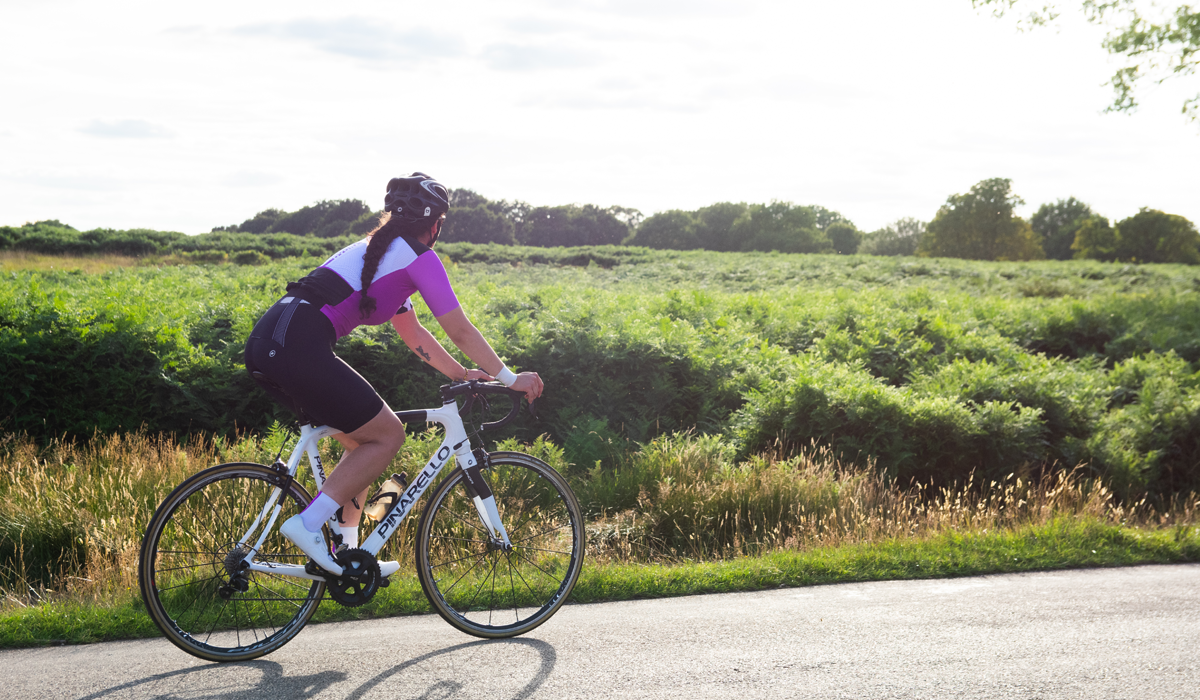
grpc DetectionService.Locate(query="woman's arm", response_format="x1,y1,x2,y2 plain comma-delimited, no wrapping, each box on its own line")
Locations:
425,307,544,400
391,310,492,382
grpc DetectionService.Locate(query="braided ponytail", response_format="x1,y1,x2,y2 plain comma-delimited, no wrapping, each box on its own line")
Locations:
359,213,421,319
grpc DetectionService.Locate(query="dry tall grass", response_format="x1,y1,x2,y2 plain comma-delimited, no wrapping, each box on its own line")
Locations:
0,251,144,273
0,429,321,609
581,433,1199,562
1,429,1195,611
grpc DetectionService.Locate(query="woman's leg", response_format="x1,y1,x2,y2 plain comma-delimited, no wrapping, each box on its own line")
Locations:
327,428,404,576
321,404,406,505
282,405,404,573
331,433,369,529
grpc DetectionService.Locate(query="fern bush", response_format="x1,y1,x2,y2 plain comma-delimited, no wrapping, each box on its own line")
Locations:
3,250,1199,496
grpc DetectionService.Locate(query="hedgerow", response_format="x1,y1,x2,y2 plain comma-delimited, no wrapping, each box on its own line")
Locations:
2,250,1199,498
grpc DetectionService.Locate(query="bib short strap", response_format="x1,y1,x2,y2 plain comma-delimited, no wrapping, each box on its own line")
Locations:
271,296,310,347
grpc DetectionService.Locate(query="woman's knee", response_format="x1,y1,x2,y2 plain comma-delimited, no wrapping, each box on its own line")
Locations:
386,423,406,453
347,406,405,453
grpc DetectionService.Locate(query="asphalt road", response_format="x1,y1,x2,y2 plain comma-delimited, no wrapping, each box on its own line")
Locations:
3,564,1198,699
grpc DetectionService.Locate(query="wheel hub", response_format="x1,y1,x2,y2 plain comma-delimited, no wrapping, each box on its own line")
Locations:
222,544,251,578
218,544,252,599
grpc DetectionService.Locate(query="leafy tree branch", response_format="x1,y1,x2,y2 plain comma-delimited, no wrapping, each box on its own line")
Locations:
973,0,1200,121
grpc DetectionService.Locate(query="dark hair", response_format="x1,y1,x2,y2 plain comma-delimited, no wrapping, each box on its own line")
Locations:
359,213,424,319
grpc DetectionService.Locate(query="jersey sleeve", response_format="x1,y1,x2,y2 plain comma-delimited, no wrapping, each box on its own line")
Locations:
407,251,461,317
395,297,414,316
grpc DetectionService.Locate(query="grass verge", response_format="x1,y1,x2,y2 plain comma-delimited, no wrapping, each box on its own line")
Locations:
2,517,1196,649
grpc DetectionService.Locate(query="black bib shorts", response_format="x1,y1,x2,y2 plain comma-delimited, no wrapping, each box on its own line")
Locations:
244,298,385,434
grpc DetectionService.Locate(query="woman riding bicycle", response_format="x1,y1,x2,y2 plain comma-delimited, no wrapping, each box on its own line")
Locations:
244,172,543,576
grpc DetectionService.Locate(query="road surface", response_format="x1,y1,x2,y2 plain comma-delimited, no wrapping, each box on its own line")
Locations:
2,564,1198,699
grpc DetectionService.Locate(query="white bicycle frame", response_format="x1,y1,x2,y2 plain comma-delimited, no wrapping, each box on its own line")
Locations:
239,399,512,582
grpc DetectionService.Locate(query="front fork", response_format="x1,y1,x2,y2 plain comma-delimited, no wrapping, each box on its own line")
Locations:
458,448,512,548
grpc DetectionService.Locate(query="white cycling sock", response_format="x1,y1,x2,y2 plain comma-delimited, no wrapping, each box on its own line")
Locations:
331,524,359,550
300,492,340,532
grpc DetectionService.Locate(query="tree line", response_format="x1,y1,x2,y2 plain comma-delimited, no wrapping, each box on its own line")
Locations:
214,178,1200,264
7,178,1197,265
210,189,860,254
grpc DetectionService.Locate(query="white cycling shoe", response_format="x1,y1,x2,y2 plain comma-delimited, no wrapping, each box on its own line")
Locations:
280,515,344,575
378,560,401,578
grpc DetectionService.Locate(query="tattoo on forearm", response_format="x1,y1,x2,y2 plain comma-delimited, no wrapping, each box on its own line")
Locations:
415,345,432,362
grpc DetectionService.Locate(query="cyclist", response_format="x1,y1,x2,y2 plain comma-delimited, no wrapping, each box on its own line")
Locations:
244,173,543,576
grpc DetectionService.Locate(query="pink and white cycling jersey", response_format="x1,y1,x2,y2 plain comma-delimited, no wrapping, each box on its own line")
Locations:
286,236,460,339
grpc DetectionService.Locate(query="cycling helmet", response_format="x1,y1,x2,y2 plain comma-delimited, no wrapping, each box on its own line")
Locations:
383,173,450,223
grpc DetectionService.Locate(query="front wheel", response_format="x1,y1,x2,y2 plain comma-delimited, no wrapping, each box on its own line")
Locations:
415,451,584,638
138,462,326,662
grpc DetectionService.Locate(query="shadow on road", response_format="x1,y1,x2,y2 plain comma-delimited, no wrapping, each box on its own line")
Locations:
77,637,556,699
346,638,556,700
77,660,344,699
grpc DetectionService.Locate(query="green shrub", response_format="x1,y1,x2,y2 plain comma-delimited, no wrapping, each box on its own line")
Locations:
232,250,270,266
1087,353,1200,496
730,355,1048,484
909,354,1107,465
3,251,1199,499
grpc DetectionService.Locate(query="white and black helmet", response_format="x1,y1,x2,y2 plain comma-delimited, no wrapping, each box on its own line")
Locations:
383,172,450,223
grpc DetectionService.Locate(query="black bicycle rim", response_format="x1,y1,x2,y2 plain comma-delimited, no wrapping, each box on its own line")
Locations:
416,452,583,638
138,463,325,662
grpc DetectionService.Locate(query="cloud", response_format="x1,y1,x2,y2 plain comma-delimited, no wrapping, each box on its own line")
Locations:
234,17,465,63
5,171,125,192
482,43,599,72
79,119,173,139
501,17,581,35
221,170,285,188
550,0,750,19
526,91,703,113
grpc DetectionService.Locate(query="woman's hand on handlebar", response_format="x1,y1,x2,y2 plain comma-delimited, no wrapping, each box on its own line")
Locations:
510,371,544,402
465,368,494,382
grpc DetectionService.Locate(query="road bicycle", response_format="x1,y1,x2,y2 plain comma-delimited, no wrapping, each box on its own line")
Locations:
137,381,584,662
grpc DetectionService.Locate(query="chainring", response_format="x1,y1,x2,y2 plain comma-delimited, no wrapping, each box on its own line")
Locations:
326,548,381,607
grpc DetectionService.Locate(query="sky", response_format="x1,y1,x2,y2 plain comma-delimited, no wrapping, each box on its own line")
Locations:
2,0,1197,235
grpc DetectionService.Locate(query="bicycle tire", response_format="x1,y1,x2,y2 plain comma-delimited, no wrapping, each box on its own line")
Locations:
138,462,325,662
415,451,584,638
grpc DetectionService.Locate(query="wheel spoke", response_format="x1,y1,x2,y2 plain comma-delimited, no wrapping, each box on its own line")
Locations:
507,552,519,619
156,549,221,557
513,547,566,586
440,499,491,536
462,551,501,615
256,570,321,596
438,550,490,598
513,543,575,556
507,551,545,603
430,548,490,570
155,573,223,594
511,522,575,546
153,560,216,576
428,534,491,547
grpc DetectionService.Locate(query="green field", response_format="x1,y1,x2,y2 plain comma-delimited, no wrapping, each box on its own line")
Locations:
2,248,1199,647
4,247,1198,493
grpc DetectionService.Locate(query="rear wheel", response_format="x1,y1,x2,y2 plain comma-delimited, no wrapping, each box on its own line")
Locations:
415,451,584,638
138,462,325,662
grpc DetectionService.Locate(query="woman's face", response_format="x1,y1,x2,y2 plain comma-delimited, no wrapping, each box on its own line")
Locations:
427,215,446,247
